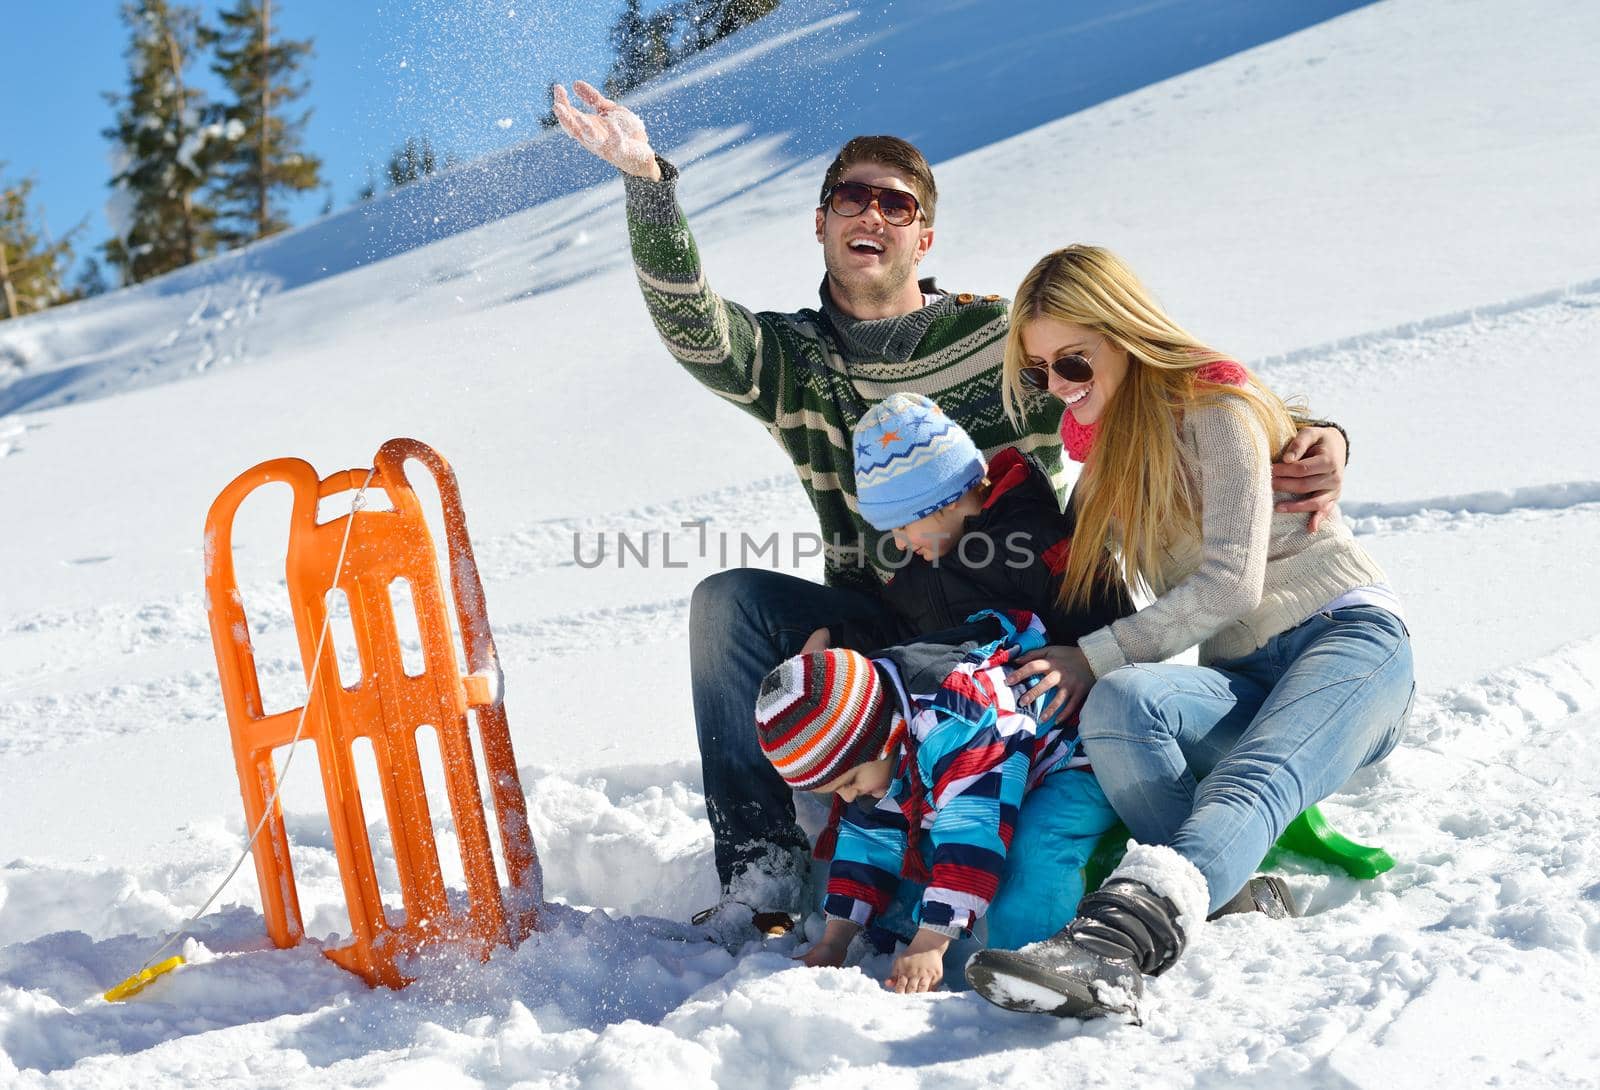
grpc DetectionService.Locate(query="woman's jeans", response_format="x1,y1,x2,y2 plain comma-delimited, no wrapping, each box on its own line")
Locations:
1078,605,1415,915
690,568,898,895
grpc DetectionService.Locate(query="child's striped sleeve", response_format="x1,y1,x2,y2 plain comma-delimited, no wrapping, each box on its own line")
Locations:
823,797,908,928
916,686,1036,935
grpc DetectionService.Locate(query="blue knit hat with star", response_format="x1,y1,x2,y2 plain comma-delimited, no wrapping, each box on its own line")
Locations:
852,393,986,531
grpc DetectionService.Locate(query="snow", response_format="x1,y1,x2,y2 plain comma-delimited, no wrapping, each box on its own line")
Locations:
3,0,1600,1085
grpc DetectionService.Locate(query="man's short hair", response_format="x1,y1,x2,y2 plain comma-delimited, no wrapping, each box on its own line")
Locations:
820,135,938,226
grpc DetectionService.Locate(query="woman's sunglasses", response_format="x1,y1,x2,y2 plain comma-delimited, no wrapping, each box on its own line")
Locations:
1018,352,1094,392
821,181,924,227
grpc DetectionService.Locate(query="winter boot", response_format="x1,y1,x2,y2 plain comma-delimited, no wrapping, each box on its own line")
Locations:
1207,875,1299,921
689,900,797,944
965,843,1209,1019
690,845,808,947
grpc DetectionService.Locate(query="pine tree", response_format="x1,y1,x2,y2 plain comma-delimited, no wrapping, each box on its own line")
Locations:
684,0,779,51
102,0,224,285
646,8,679,72
716,0,780,43
603,0,778,97
604,0,673,97
0,167,75,321
72,257,110,300
539,82,560,129
386,137,438,189
209,0,322,244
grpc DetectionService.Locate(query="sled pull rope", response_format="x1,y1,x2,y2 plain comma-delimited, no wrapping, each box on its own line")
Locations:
103,467,378,1003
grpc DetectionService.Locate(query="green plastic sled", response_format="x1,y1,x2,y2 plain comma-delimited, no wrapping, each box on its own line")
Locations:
1083,803,1395,896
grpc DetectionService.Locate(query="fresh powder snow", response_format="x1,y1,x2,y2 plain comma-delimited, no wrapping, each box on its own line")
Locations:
2,0,1598,1086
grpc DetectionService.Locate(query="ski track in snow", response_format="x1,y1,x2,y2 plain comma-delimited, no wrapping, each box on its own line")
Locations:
1343,480,1600,521
2,638,1598,1085
0,417,41,461
0,273,273,417
6,458,1600,762
1253,275,1600,374
0,601,697,760
1347,493,1600,536
5,501,1598,762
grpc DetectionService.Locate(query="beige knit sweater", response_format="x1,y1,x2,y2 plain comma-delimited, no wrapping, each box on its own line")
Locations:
1077,401,1389,676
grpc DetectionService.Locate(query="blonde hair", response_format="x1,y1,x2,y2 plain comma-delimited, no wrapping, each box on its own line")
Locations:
1000,245,1298,609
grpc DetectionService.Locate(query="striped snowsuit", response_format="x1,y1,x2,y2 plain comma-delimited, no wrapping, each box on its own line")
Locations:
823,611,1119,948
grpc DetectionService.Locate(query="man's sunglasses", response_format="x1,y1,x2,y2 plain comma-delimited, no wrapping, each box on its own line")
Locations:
1018,353,1094,391
821,181,924,227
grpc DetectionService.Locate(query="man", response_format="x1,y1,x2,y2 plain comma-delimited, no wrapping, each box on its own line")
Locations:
552,81,1348,924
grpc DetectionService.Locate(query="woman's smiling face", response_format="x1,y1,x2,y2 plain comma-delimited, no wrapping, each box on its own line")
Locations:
1020,316,1130,426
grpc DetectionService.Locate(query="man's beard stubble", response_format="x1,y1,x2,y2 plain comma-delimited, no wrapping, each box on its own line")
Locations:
823,243,919,312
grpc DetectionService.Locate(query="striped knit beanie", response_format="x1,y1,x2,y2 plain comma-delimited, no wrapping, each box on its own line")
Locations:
852,393,986,531
755,649,898,790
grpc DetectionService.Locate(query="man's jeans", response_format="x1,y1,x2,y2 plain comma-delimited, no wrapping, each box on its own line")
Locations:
1078,605,1415,915
691,568,898,893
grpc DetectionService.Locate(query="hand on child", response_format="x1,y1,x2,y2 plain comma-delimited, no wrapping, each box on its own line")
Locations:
1006,645,1096,723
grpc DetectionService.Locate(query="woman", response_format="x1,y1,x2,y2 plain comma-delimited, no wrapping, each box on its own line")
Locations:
964,246,1414,1019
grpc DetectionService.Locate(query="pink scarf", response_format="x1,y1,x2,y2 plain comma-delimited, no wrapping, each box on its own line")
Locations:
1060,359,1247,463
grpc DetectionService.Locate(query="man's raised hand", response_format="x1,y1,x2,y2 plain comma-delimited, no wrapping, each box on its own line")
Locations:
551,81,661,180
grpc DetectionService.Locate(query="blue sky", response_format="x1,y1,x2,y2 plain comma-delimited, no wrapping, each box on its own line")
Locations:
0,0,628,274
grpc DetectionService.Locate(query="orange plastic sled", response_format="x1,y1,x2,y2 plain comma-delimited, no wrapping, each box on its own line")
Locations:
204,437,540,987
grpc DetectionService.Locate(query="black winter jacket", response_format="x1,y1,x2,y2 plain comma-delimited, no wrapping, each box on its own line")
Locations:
831,448,1134,653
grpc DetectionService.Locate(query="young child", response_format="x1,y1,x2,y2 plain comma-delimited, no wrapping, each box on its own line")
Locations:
754,393,1134,988
755,610,1117,993
823,392,1131,687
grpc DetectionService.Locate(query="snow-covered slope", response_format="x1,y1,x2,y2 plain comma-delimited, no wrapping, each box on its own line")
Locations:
1,0,1373,418
3,0,1599,1085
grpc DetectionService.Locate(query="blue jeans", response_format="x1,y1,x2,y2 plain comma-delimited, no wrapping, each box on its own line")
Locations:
1077,605,1415,915
987,769,1119,949
690,568,899,891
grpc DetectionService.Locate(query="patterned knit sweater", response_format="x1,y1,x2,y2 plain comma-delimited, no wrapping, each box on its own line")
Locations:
623,159,1066,591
